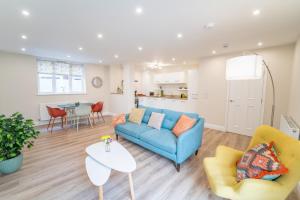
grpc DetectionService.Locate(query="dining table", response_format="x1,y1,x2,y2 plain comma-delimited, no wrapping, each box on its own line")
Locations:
57,102,93,126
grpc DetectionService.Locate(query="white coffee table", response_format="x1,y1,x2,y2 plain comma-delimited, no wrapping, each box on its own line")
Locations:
85,141,136,200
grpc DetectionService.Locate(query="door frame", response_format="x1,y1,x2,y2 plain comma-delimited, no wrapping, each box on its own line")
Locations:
224,70,267,134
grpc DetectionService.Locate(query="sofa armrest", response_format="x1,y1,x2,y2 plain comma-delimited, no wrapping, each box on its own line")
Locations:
176,118,204,164
125,113,129,121
216,145,244,166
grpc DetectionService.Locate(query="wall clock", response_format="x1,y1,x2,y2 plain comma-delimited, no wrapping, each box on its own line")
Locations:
91,76,103,88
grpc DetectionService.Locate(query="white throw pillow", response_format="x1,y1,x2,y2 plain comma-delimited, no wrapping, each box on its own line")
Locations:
147,112,165,130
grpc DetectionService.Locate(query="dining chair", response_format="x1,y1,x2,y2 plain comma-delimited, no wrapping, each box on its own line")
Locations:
46,106,67,133
91,101,105,124
74,104,93,132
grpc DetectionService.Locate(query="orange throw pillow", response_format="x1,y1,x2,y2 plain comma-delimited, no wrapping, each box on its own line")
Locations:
112,114,126,127
172,115,196,137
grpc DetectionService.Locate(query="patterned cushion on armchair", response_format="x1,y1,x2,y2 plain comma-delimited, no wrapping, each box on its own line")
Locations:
237,142,288,181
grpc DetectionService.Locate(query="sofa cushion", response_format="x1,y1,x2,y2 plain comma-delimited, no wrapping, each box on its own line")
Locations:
172,114,196,136
139,106,163,124
128,108,145,124
147,112,165,130
115,122,153,138
161,109,182,130
139,128,177,154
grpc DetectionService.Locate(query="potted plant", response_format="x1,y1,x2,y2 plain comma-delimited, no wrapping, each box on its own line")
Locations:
0,112,39,174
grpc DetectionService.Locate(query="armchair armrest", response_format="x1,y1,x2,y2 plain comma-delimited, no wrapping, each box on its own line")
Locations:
176,118,204,164
216,145,244,166
235,179,284,200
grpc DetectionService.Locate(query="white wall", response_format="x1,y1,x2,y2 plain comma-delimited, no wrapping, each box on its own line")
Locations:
288,38,300,125
0,51,110,122
109,64,136,115
109,64,123,93
198,44,295,128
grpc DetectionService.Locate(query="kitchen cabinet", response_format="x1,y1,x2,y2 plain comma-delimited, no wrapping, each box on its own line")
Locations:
153,72,186,84
139,97,190,112
187,69,199,112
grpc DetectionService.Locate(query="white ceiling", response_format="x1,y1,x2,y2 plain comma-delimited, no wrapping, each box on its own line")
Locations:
0,0,300,65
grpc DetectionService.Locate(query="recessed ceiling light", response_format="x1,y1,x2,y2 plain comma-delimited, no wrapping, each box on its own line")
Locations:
97,34,103,39
78,47,83,51
21,48,26,52
177,33,183,39
114,54,119,59
21,10,30,16
212,50,216,54
21,35,27,40
183,61,187,65
98,60,103,63
204,22,215,29
67,55,71,58
135,7,143,15
172,58,176,61
253,9,261,16
257,42,263,46
138,46,143,51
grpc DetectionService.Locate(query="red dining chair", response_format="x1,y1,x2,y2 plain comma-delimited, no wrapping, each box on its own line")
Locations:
91,102,105,124
46,106,67,133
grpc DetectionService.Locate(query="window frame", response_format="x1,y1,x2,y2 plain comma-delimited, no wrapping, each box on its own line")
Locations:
37,59,86,95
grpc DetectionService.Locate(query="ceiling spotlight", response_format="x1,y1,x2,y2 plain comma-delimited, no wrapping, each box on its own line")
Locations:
97,34,103,39
78,47,83,51
114,54,119,59
138,46,143,51
66,55,71,58
135,7,143,15
253,9,261,16
98,60,103,63
212,50,216,54
21,10,30,16
21,35,27,40
172,58,176,61
204,22,215,29
21,48,26,52
257,42,263,46
183,61,187,65
177,33,183,39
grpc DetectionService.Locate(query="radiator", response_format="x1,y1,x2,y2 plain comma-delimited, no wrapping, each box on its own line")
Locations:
280,115,300,140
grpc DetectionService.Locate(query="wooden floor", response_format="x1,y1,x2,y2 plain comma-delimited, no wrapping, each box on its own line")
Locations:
0,117,298,200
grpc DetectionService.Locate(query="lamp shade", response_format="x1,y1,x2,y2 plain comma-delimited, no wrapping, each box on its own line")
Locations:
226,55,263,80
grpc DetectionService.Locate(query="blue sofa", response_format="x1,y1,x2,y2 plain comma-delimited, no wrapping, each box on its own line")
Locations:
115,106,204,171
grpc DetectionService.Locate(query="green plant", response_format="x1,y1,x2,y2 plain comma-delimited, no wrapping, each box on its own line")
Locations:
0,113,39,161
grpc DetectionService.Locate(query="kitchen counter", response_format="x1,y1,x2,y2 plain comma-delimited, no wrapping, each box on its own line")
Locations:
138,95,188,100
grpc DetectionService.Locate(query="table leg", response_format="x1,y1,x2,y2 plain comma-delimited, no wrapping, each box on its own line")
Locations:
99,185,103,200
128,173,135,200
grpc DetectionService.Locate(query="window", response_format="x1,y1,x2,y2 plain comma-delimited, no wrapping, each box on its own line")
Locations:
226,55,264,80
37,60,86,95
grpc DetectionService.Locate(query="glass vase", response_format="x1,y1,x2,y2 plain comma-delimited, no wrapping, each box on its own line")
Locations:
105,143,110,152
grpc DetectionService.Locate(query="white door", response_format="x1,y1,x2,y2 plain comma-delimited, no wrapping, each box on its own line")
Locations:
226,78,265,136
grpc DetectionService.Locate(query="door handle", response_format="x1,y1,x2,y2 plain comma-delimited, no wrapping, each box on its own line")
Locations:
229,99,234,102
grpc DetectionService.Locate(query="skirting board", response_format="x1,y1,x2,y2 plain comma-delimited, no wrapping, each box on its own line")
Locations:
204,123,226,132
35,112,114,126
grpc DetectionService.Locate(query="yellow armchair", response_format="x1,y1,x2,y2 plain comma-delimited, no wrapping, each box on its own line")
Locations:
204,125,300,200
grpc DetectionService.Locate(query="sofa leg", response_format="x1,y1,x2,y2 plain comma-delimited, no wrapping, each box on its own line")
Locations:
175,163,180,172
116,134,119,141
195,150,199,156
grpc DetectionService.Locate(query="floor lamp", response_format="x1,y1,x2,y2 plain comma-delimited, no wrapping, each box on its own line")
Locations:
226,54,275,126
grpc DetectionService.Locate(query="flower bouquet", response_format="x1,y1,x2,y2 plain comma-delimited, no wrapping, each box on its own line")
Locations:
101,135,113,152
